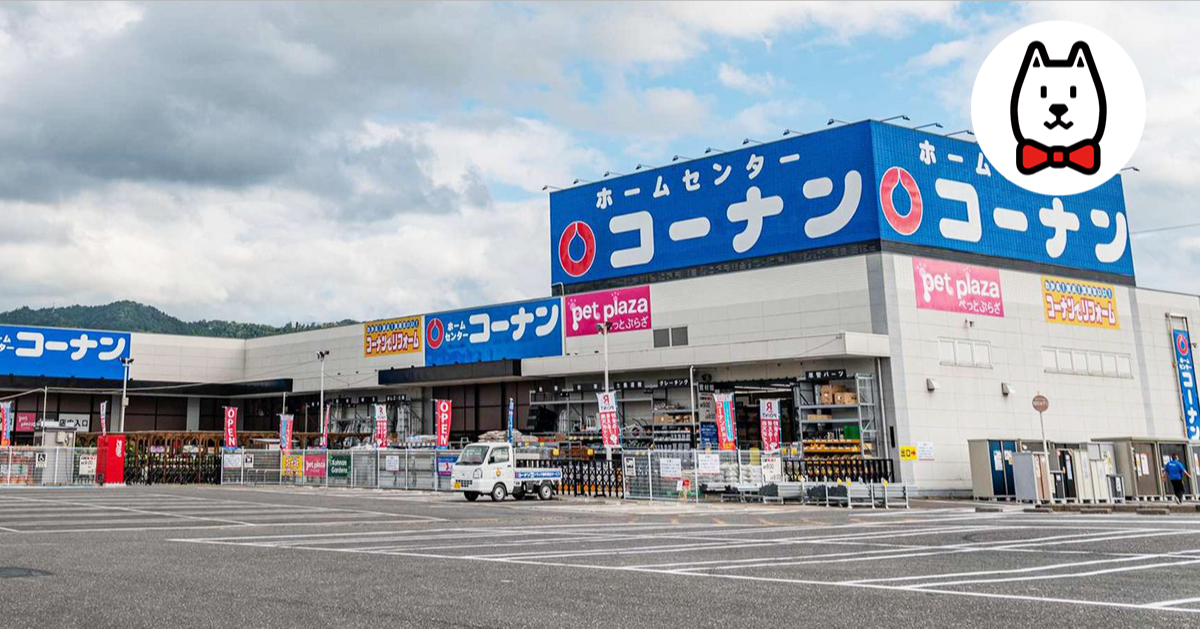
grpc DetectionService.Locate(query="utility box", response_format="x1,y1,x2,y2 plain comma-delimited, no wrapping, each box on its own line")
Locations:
1012,452,1050,503
968,439,1017,500
95,435,126,485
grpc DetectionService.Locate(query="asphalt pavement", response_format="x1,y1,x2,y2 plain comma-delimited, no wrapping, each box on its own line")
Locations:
1,486,1198,627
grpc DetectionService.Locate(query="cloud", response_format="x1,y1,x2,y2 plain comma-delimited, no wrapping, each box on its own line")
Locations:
717,62,783,95
0,2,965,323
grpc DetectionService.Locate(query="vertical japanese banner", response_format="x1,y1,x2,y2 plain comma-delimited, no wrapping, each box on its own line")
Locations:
759,399,781,452
596,391,621,448
373,404,389,448
0,402,10,447
321,404,331,449
279,414,294,454
1171,329,1200,441
99,400,108,436
506,398,515,443
714,393,737,451
223,407,238,449
434,400,452,449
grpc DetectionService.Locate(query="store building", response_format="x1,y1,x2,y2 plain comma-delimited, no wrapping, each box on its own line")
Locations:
2,121,1198,494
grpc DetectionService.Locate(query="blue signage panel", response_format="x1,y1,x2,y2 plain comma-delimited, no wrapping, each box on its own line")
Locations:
424,298,563,366
1171,329,1200,441
0,325,132,379
549,124,881,286
871,123,1134,277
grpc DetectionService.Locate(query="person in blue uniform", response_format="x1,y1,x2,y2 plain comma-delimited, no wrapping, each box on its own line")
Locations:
1162,455,1191,503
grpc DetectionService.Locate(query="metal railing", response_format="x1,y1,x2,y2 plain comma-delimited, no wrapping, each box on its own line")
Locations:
0,447,99,486
0,446,895,505
220,449,466,491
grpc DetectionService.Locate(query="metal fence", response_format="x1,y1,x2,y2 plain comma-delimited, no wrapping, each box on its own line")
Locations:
220,449,466,491
0,446,896,507
620,450,896,502
0,447,100,486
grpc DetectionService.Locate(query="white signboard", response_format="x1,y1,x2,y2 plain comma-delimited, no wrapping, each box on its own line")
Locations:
696,453,721,475
917,442,936,461
243,454,255,469
385,455,401,472
35,452,47,469
624,456,636,477
222,453,244,469
78,454,97,476
762,455,782,483
659,457,682,479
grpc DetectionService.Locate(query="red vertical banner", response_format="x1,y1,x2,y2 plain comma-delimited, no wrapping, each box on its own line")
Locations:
373,404,389,449
279,414,294,454
596,391,621,448
0,402,9,447
759,399,781,452
321,404,331,449
99,400,108,436
223,407,239,449
434,399,452,448
714,393,737,451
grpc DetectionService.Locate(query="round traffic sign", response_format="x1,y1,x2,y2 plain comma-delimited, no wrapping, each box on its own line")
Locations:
1032,394,1049,413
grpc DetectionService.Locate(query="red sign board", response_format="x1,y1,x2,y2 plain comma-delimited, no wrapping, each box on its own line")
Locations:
303,454,327,478
597,391,621,448
223,407,238,448
564,285,652,337
912,257,1004,317
15,412,36,432
434,400,452,448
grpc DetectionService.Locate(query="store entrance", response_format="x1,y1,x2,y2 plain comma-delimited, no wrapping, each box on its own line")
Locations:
708,379,798,449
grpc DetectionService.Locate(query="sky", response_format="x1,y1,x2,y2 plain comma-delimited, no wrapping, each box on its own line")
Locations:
1,1,1198,325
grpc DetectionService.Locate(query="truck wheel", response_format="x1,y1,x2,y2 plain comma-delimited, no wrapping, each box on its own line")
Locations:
490,483,508,502
463,491,479,502
537,483,554,501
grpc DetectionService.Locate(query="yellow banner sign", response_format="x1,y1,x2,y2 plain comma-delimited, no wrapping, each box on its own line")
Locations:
281,454,304,477
1041,276,1119,329
364,316,423,357
899,446,918,462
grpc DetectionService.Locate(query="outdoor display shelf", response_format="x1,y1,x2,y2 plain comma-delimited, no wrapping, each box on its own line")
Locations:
794,373,881,460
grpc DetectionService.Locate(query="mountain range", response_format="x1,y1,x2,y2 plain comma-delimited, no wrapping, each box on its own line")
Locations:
0,301,355,339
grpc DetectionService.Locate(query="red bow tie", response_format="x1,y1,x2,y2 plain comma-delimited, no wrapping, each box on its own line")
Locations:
1017,139,1100,175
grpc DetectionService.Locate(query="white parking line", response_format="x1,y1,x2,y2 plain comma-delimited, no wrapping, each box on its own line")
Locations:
1146,596,1200,609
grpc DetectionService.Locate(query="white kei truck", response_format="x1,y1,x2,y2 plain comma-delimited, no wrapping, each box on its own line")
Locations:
451,442,561,502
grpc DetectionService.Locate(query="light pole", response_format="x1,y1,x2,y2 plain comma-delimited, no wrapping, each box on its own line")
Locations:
596,321,611,392
596,320,613,461
119,357,134,432
316,350,329,445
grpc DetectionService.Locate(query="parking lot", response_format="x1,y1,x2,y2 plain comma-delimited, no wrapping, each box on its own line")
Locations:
1,486,1198,627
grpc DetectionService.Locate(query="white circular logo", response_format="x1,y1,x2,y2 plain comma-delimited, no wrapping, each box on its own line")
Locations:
971,21,1144,195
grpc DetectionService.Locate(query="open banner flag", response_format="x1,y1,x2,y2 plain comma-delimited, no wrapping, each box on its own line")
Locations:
434,399,452,448
223,407,238,449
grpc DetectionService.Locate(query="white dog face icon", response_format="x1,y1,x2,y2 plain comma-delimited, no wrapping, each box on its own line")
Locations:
972,21,1144,196
1010,41,1106,175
